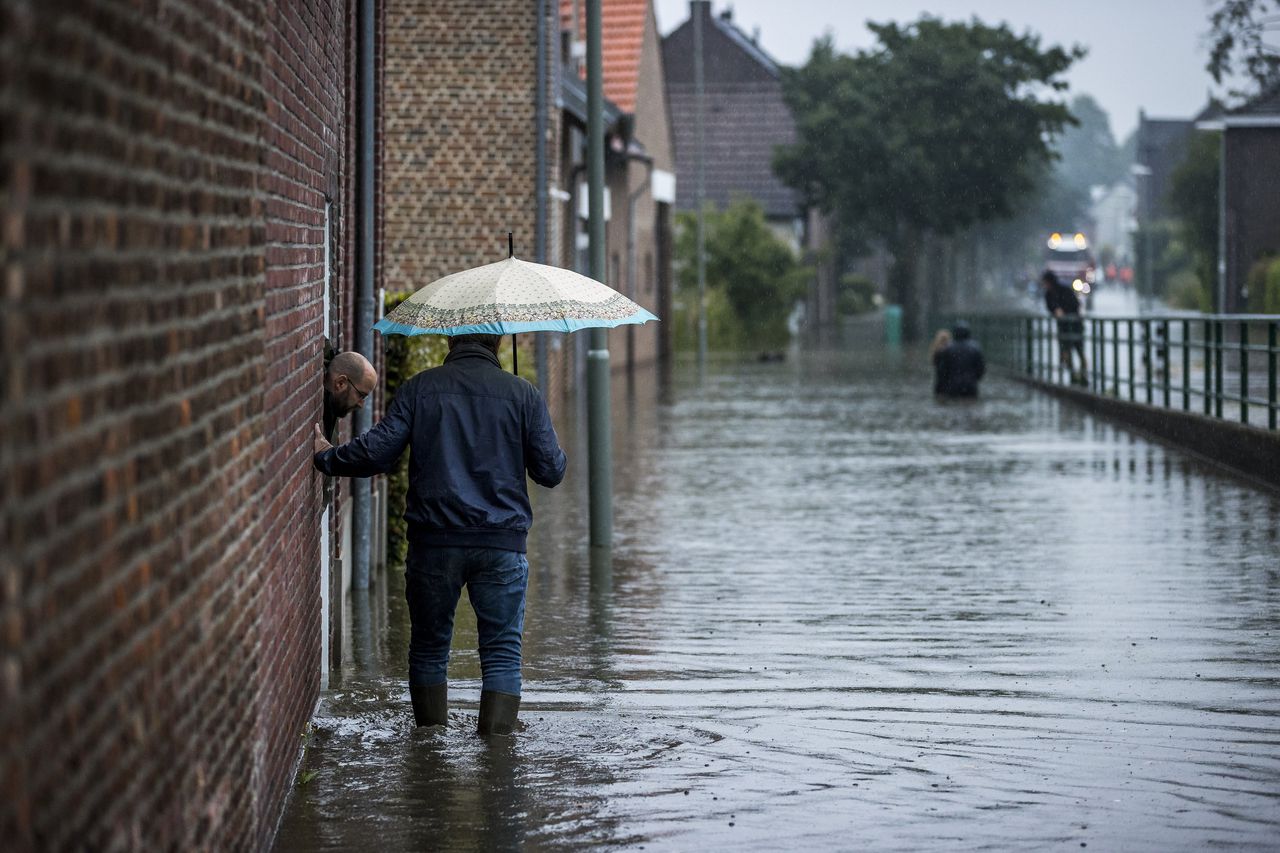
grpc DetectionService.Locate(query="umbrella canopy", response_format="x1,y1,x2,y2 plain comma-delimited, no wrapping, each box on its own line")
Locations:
374,257,658,337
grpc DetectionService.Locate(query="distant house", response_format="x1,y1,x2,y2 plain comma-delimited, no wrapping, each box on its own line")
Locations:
661,1,836,330
1198,86,1280,313
1134,111,1197,224
1089,181,1138,263
554,0,677,391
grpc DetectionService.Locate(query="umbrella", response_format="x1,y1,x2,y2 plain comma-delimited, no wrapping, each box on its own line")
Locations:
374,235,657,374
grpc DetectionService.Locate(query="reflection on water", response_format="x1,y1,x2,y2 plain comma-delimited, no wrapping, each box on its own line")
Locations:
276,348,1280,852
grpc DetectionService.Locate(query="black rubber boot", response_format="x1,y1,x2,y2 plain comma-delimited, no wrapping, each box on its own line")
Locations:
410,682,448,727
476,690,520,736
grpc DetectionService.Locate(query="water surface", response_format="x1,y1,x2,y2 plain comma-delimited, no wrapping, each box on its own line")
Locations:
276,347,1280,851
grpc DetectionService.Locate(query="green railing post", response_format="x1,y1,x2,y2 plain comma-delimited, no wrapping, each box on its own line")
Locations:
1269,321,1277,430
1127,319,1136,402
1240,320,1249,425
1203,319,1212,416
1162,320,1172,409
1143,319,1153,404
1181,319,1190,411
1214,321,1224,419
1025,317,1033,376
1094,319,1103,391
1112,319,1120,397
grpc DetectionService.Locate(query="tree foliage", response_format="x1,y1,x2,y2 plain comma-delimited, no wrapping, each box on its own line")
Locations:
775,18,1083,337
1207,0,1280,95
674,199,809,349
776,20,1083,239
1055,94,1128,193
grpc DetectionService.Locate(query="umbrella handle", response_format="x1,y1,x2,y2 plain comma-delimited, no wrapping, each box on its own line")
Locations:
509,233,516,373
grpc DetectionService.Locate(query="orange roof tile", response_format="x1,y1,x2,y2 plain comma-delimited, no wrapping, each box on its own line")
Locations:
560,0,649,113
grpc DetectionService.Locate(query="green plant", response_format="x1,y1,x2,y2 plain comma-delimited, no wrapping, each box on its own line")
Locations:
382,291,449,565
1167,269,1211,312
674,199,810,349
1265,258,1280,314
837,273,877,316
1245,254,1277,312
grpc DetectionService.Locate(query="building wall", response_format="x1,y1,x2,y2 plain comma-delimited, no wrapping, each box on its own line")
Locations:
1224,126,1280,312
382,0,540,291
604,3,672,373
0,1,352,848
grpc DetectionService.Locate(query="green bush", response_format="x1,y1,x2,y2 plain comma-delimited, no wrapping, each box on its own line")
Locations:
1246,254,1277,313
674,199,810,350
1167,269,1211,312
381,292,448,565
837,273,877,316
1265,258,1280,315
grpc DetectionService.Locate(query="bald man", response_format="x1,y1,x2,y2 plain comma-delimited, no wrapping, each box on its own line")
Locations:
319,351,377,441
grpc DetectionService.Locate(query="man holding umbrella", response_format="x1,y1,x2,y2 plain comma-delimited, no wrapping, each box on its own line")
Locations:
312,332,566,735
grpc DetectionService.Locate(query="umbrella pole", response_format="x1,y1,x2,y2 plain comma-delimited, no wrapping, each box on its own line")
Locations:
509,233,517,375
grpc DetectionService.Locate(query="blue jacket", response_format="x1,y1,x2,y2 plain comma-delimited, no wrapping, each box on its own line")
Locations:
313,343,567,552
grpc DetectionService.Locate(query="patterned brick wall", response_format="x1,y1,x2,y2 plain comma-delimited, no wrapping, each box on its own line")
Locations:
0,0,353,848
383,0,540,290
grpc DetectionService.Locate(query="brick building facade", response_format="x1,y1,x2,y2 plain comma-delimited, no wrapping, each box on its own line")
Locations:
1,1,370,848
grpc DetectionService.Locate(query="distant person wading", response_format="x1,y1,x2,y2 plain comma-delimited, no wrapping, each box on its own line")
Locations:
932,321,986,398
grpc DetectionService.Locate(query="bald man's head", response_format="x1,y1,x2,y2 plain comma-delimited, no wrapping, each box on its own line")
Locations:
325,351,378,418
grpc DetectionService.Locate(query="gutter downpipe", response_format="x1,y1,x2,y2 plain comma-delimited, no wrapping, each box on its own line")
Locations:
535,0,549,388
353,0,375,590
586,0,612,548
626,150,655,379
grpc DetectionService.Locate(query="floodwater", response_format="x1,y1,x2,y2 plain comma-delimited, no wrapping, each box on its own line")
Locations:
275,344,1280,852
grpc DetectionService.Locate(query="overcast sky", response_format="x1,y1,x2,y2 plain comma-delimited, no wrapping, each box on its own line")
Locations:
653,0,1223,141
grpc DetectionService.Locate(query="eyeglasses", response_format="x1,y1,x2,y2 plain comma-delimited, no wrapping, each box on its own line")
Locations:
342,376,373,400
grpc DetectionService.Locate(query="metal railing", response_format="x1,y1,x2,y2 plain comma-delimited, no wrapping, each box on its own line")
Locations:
966,313,1280,432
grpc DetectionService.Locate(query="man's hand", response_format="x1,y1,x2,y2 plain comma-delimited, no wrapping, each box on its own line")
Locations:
313,423,333,455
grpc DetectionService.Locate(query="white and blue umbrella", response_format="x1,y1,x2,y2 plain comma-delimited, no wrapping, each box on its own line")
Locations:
374,257,657,338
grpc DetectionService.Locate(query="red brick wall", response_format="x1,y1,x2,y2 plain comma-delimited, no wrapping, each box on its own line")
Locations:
0,1,352,848
383,0,540,290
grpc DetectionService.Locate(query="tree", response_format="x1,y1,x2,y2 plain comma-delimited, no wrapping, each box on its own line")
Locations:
674,199,809,349
1055,94,1127,193
1207,0,1280,95
776,19,1083,340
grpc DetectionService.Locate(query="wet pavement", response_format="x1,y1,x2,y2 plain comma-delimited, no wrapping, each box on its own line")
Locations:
275,345,1280,852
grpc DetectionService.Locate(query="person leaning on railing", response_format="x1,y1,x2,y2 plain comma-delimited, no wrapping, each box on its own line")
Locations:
1039,270,1088,386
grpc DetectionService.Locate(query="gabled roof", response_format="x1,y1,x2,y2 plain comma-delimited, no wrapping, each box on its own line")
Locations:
560,0,651,114
1233,84,1280,117
661,1,801,218
1196,87,1280,129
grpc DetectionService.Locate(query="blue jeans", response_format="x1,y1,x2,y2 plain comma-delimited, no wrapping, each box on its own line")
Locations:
404,546,529,696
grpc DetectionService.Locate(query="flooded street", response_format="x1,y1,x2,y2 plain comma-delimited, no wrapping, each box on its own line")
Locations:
276,348,1280,852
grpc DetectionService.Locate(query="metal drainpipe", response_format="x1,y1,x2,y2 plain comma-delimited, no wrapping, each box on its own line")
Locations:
352,0,375,591
626,152,654,377
535,0,549,388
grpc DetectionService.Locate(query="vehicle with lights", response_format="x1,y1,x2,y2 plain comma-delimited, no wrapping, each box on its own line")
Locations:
1043,231,1096,300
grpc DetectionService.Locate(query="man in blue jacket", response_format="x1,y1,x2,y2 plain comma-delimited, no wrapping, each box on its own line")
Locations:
313,334,567,735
